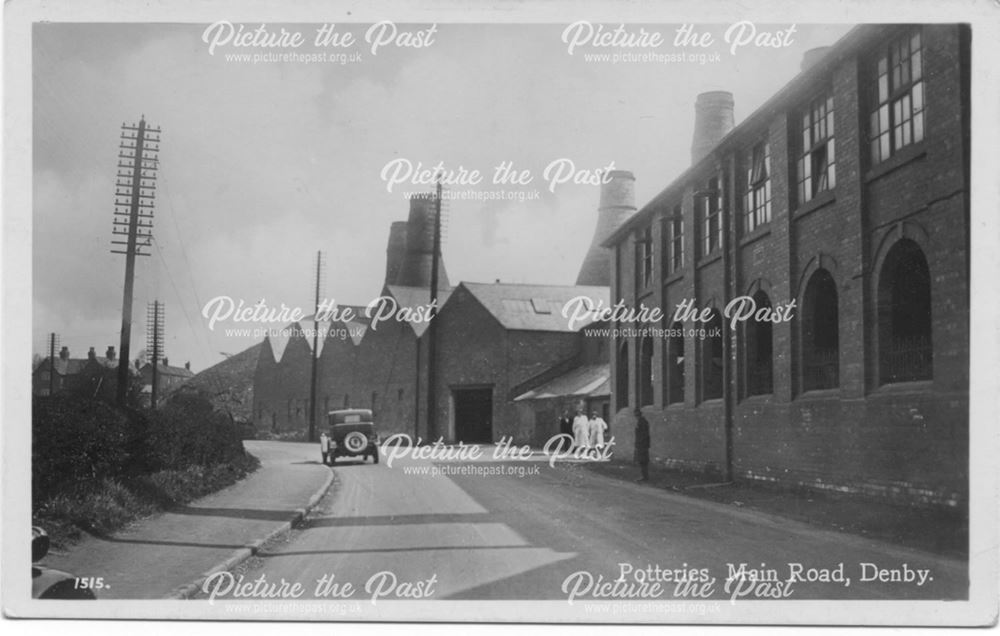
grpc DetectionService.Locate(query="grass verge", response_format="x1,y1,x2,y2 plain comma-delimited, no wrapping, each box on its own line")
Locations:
33,453,260,548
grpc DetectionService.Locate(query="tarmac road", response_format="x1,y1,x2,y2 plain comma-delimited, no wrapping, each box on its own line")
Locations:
227,441,967,605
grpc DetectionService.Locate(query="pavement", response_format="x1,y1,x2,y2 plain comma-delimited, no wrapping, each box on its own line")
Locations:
40,441,332,600
218,444,967,604
584,460,969,559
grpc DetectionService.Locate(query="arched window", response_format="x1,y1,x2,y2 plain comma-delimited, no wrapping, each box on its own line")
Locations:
666,321,685,404
745,290,773,396
701,311,724,400
802,269,839,390
639,335,654,406
878,239,932,383
616,341,630,409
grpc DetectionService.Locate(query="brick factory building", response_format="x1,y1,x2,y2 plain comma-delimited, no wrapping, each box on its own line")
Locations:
253,173,630,442
603,24,969,509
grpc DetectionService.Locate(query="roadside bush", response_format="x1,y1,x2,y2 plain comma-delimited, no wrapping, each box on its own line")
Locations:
256,429,309,442
142,390,247,470
32,396,144,501
32,391,259,546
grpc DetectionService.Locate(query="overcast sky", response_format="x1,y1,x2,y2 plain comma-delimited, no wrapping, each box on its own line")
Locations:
32,21,852,371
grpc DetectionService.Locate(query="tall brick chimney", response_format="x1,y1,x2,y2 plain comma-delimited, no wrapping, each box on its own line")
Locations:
691,91,735,164
800,46,831,72
384,221,409,286
575,170,637,287
395,195,450,289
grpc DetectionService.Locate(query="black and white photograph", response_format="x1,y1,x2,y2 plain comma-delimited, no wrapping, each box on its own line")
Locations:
2,0,998,626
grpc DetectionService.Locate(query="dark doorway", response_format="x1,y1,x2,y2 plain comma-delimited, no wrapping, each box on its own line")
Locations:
454,387,493,443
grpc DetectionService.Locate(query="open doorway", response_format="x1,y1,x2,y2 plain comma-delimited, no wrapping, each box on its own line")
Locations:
453,387,493,443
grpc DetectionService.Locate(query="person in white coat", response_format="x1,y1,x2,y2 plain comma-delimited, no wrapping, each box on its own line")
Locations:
572,409,590,452
588,411,608,456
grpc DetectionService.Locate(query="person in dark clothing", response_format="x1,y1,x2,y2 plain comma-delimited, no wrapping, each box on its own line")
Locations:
633,407,650,482
558,411,573,452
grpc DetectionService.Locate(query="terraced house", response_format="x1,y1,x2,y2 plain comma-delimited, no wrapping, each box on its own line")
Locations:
603,24,970,509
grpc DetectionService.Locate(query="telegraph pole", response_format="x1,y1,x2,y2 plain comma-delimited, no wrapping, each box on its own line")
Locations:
112,116,159,406
48,332,59,396
308,251,325,442
426,180,443,438
146,300,164,409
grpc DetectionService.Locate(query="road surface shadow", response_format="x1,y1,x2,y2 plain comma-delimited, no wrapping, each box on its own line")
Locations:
257,543,532,558
85,535,246,550
166,505,297,522
307,512,494,528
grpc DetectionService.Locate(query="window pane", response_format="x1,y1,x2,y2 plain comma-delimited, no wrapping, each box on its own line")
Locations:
878,55,888,75
912,50,922,81
828,139,835,162
878,74,889,103
913,81,923,111
880,133,891,159
914,111,924,142
879,104,890,130
828,162,836,189
827,109,835,137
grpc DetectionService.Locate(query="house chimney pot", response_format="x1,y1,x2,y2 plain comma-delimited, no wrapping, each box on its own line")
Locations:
162,357,169,367
185,361,191,371
106,346,116,361
59,346,69,360
691,91,735,164
88,347,97,360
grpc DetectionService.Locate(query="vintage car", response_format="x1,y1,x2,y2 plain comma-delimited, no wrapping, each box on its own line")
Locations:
32,526,96,599
320,409,380,465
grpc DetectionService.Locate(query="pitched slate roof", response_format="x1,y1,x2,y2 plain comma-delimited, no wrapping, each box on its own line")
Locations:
35,355,122,376
142,362,195,378
184,342,262,419
514,363,610,401
460,282,609,332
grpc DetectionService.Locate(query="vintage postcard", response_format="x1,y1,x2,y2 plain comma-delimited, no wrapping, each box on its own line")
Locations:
3,0,998,626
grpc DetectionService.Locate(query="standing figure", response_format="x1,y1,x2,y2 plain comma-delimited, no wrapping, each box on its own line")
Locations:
588,410,608,457
633,407,650,482
572,409,590,452
558,410,573,452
